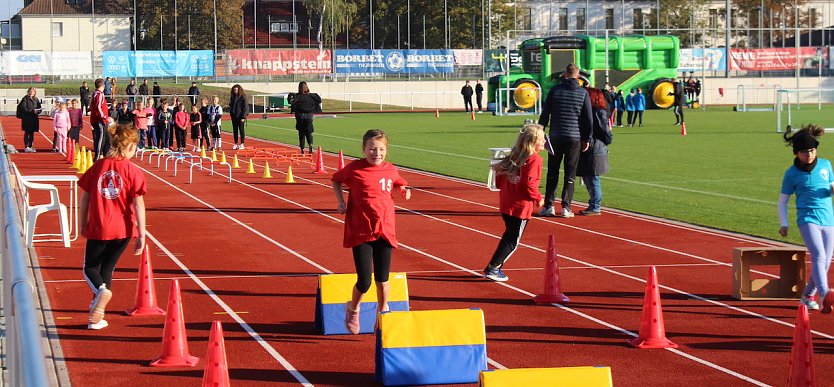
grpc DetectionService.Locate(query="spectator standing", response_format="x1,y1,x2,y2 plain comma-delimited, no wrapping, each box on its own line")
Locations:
68,99,83,144
90,78,113,159
114,100,134,125
229,84,249,150
577,88,613,216
155,99,172,150
174,105,190,152
208,95,224,150
633,88,646,127
132,100,151,148
126,80,138,109
138,79,149,100
17,87,42,152
189,104,202,152
291,81,322,154
198,98,211,151
625,89,636,127
80,81,91,115
461,80,474,112
536,64,592,218
670,76,685,125
104,77,113,104
475,80,484,112
187,82,200,107
52,101,71,154
613,90,624,127
152,82,161,102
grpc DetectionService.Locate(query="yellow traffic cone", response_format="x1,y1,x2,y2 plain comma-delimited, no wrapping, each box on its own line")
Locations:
285,165,295,183
232,154,240,168
211,149,218,162
71,147,81,169
86,150,94,170
200,147,207,159
81,146,87,155
220,151,227,164
246,159,255,174
76,151,86,174
262,161,272,179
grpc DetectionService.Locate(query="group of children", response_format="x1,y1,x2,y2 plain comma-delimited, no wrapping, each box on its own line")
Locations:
611,88,646,128
50,99,84,154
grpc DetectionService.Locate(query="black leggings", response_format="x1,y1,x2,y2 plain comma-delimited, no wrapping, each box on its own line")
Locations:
674,105,684,123
232,117,246,144
635,111,643,125
83,238,130,291
175,128,187,148
487,214,527,269
543,138,581,209
296,117,314,152
22,131,35,148
352,238,393,293
92,122,110,160
626,110,634,125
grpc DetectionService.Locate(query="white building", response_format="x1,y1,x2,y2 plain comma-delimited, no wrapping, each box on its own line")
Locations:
12,0,131,52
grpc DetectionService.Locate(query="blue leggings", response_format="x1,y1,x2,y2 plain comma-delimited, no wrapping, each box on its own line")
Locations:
799,223,834,297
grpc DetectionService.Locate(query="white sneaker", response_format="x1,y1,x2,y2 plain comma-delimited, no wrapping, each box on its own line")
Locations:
239,144,245,150
89,287,112,324
561,207,574,218
232,144,239,150
538,206,556,217
87,319,109,330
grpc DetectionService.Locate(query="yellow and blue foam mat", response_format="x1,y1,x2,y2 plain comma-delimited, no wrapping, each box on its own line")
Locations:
375,308,487,386
479,366,612,386
314,273,409,335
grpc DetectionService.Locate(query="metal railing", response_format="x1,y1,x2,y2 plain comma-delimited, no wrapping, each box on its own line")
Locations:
0,123,51,386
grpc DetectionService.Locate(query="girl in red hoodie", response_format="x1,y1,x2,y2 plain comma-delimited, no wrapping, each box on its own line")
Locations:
483,123,545,282
173,107,190,151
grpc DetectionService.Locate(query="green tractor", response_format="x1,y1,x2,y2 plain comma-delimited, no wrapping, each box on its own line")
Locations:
488,34,680,113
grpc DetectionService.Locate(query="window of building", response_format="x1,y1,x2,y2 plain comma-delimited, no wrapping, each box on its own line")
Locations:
577,8,586,31
52,22,63,37
709,9,719,29
633,9,643,31
605,9,615,30
559,8,568,31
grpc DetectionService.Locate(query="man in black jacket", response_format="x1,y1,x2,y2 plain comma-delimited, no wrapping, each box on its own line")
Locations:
537,64,593,218
79,81,90,115
461,80,474,112
669,76,685,125
475,80,484,112
138,79,149,98
187,82,200,107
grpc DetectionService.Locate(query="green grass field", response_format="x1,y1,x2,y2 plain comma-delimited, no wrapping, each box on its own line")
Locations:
238,105,834,245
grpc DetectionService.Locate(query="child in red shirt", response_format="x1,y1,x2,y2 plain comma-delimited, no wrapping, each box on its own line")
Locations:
79,123,147,329
331,129,411,334
484,123,545,282
174,108,190,152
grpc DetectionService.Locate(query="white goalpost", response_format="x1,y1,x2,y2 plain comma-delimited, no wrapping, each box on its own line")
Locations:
775,88,834,133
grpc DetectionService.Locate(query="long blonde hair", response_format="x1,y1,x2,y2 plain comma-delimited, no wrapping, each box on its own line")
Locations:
493,123,544,176
106,123,139,158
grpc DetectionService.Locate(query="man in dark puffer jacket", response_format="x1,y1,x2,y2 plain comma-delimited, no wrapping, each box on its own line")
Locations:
537,63,593,218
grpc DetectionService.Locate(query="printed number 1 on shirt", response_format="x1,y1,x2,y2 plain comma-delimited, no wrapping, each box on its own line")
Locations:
379,178,393,192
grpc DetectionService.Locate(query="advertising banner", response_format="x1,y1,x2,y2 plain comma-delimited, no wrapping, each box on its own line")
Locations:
103,50,214,77
483,49,521,73
0,51,93,75
729,47,828,71
453,50,483,66
678,48,726,72
226,49,331,75
334,49,455,75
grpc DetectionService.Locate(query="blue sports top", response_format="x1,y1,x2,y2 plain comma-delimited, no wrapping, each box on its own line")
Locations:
781,158,834,226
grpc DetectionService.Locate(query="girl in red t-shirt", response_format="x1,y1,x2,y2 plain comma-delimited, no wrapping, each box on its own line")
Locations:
331,129,411,334
78,123,147,330
484,124,545,282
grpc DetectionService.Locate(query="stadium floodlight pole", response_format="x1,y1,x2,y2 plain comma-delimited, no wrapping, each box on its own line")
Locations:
759,2,763,48
423,14,426,49
370,0,374,49
160,17,163,50
254,0,257,49
482,0,486,49
795,0,800,88
292,0,296,51
444,0,448,49
407,0,410,49
268,14,271,48
605,29,609,84
724,0,730,78
213,0,217,81
174,0,178,52
487,0,491,48
134,0,137,81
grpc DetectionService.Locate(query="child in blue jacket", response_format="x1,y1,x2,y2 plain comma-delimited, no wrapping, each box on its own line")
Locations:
625,89,636,127
633,88,646,127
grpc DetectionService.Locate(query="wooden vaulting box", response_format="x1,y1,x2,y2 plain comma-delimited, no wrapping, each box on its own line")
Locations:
732,247,806,300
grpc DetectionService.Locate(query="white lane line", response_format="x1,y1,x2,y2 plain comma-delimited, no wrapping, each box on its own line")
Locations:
601,176,775,204
146,232,314,387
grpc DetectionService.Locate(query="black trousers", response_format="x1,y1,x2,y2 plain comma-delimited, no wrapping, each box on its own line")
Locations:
543,138,581,209
295,117,314,152
23,131,35,148
83,238,130,291
352,238,393,293
175,128,187,148
616,110,624,126
463,96,473,112
487,214,527,269
92,122,110,159
476,94,483,111
231,117,246,144
674,105,685,123
626,110,634,125
635,111,644,125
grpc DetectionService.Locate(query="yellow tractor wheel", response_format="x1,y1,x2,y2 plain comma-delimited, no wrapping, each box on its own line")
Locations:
512,80,540,110
650,78,676,109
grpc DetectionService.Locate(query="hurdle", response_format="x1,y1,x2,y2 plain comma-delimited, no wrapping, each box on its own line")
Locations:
188,158,232,184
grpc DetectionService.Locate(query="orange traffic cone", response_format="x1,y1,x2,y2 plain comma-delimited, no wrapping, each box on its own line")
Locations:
470,110,476,121
313,146,326,174
680,121,687,136
338,150,346,170
125,245,166,316
202,321,230,387
787,304,816,386
533,234,570,304
66,139,74,163
628,266,678,349
435,109,440,118
150,279,199,367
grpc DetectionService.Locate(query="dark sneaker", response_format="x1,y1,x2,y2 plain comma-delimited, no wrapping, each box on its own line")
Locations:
538,206,556,217
578,209,601,216
822,290,834,314
484,268,508,282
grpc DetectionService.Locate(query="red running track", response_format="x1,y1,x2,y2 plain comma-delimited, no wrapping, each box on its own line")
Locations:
6,115,834,387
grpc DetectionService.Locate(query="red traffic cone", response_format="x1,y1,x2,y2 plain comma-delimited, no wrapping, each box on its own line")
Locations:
533,234,570,304
787,304,816,386
202,321,231,387
150,279,199,367
65,138,74,163
338,150,345,170
313,146,326,174
680,121,687,136
435,109,439,118
628,266,678,349
125,245,166,316
470,110,476,121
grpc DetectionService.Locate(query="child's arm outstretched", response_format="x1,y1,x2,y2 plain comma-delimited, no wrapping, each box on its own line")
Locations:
332,182,347,214
778,193,790,237
133,195,146,254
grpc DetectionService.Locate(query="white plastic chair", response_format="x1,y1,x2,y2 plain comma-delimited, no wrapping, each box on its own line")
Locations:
11,163,70,247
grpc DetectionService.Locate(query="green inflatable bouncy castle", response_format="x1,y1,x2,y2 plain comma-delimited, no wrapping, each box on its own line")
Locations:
488,34,680,112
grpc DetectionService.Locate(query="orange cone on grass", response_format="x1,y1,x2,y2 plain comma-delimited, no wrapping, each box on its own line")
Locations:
201,321,231,387
338,150,345,170
628,266,678,349
150,279,199,367
533,234,570,304
125,245,166,316
435,109,439,118
313,146,326,174
787,304,816,387
470,110,476,121
680,121,687,136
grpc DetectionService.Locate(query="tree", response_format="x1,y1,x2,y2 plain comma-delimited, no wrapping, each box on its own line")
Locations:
301,0,358,50
136,0,243,51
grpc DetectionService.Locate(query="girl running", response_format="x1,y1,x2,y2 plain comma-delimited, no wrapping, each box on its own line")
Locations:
779,125,834,313
483,123,545,282
79,123,147,329
331,129,411,334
